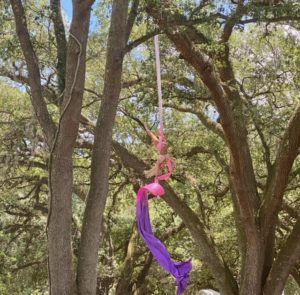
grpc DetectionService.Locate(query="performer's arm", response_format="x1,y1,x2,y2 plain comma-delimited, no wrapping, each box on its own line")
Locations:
143,123,159,145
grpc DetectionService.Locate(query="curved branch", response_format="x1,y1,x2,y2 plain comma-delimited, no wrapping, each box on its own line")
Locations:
240,15,300,25
125,29,160,53
50,0,67,94
126,0,140,41
260,102,300,235
10,0,56,145
221,2,246,42
165,103,225,140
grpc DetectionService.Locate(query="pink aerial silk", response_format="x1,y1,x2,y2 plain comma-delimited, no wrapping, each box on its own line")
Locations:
136,36,192,294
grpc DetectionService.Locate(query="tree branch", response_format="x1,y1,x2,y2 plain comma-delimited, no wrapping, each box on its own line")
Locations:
116,222,138,295
190,0,210,19
77,1,130,293
263,219,300,295
46,0,95,293
125,29,160,53
243,96,272,174
165,103,225,140
260,102,300,235
221,1,246,43
10,0,56,145
126,0,140,41
0,66,60,106
12,259,47,272
240,15,300,25
50,0,67,95
146,3,263,292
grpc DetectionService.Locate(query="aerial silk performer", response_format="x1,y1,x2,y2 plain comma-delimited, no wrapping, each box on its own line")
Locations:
136,35,192,295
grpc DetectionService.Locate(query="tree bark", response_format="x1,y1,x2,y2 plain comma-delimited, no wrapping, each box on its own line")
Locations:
76,1,129,294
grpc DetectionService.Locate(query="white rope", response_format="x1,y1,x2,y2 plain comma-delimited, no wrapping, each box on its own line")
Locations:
154,35,164,134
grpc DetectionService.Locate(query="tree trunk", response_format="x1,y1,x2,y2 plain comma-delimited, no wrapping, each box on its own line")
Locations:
47,2,93,293
48,155,76,294
133,254,153,295
76,1,129,294
115,223,138,295
239,240,263,295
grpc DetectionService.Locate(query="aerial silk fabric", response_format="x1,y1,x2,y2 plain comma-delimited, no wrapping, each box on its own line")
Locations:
136,156,192,294
136,35,192,294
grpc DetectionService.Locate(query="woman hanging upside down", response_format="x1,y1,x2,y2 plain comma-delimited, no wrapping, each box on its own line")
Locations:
143,124,174,178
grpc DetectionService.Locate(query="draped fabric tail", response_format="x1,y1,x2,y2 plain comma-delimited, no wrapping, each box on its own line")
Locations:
174,260,193,295
136,185,192,294
136,35,191,295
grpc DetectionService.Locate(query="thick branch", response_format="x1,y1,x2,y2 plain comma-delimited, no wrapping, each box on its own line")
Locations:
50,0,67,94
146,3,262,293
125,29,160,53
263,219,300,295
240,15,300,25
126,0,140,41
134,253,153,292
260,102,300,235
165,103,225,140
10,0,56,145
47,1,94,294
115,223,139,295
77,1,130,294
221,2,246,42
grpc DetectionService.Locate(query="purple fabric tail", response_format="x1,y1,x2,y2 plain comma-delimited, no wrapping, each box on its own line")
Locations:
136,186,192,294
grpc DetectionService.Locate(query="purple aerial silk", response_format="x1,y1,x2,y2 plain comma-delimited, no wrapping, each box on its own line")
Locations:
136,181,192,294
136,35,192,293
